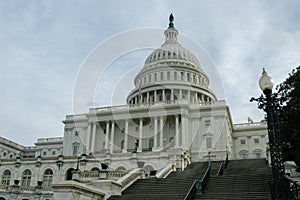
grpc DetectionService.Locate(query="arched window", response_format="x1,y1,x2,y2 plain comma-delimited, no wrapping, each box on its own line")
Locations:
2,170,11,185
121,140,125,150
253,149,262,159
91,167,100,172
160,72,164,80
21,169,32,187
239,150,248,159
66,168,74,180
116,166,126,171
144,165,154,172
43,169,53,186
149,139,154,149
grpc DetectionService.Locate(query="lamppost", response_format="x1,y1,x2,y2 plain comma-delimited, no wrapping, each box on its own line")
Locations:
252,68,287,199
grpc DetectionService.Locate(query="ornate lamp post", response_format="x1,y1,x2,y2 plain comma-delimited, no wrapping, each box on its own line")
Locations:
253,68,287,199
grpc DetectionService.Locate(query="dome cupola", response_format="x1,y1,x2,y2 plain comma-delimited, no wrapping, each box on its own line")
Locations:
127,14,216,105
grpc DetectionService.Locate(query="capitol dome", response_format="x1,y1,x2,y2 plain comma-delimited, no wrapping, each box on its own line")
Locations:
144,38,201,68
127,14,216,105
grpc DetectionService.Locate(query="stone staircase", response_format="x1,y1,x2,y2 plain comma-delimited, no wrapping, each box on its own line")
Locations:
109,161,221,200
195,159,272,200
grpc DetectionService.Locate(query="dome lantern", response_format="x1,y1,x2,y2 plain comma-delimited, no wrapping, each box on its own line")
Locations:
164,13,178,44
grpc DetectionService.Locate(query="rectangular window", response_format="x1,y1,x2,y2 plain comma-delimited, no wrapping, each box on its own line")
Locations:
187,73,190,81
135,127,139,132
181,72,184,80
174,71,177,80
73,145,79,156
206,138,212,149
52,151,56,155
154,73,157,81
160,72,164,80
254,138,259,144
43,151,47,156
240,139,246,145
255,153,261,159
167,71,170,80
241,154,248,159
205,120,211,127
149,74,151,83
144,76,146,84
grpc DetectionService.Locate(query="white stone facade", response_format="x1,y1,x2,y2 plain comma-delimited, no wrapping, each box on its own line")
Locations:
0,16,268,200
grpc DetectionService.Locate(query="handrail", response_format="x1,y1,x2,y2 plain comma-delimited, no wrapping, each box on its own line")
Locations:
184,165,211,199
217,161,225,176
283,174,300,199
217,154,229,175
184,180,197,200
224,154,229,169
199,165,211,194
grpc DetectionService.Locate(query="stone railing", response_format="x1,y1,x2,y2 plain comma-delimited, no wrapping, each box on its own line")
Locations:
36,137,63,143
117,168,145,191
78,171,100,179
0,183,53,194
107,171,128,179
156,164,174,178
90,100,215,114
77,170,128,182
0,185,9,191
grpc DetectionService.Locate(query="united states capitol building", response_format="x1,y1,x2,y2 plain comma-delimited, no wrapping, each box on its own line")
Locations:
0,15,268,200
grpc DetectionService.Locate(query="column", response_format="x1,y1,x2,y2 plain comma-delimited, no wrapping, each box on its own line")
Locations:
86,123,92,152
195,92,198,103
179,89,182,100
147,92,149,104
110,121,115,154
187,91,190,103
105,121,110,150
171,89,174,101
175,115,180,147
138,118,143,152
160,117,164,148
135,96,137,104
153,117,158,151
154,90,157,102
181,115,186,148
202,94,205,102
91,122,96,154
123,120,129,153
162,89,165,101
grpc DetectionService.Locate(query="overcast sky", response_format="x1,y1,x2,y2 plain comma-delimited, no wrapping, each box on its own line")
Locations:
1,0,300,146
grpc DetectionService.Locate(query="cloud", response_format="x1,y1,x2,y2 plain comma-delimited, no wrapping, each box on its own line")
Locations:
0,0,299,145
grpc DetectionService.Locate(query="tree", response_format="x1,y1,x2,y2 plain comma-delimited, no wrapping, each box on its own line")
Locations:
276,66,300,168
